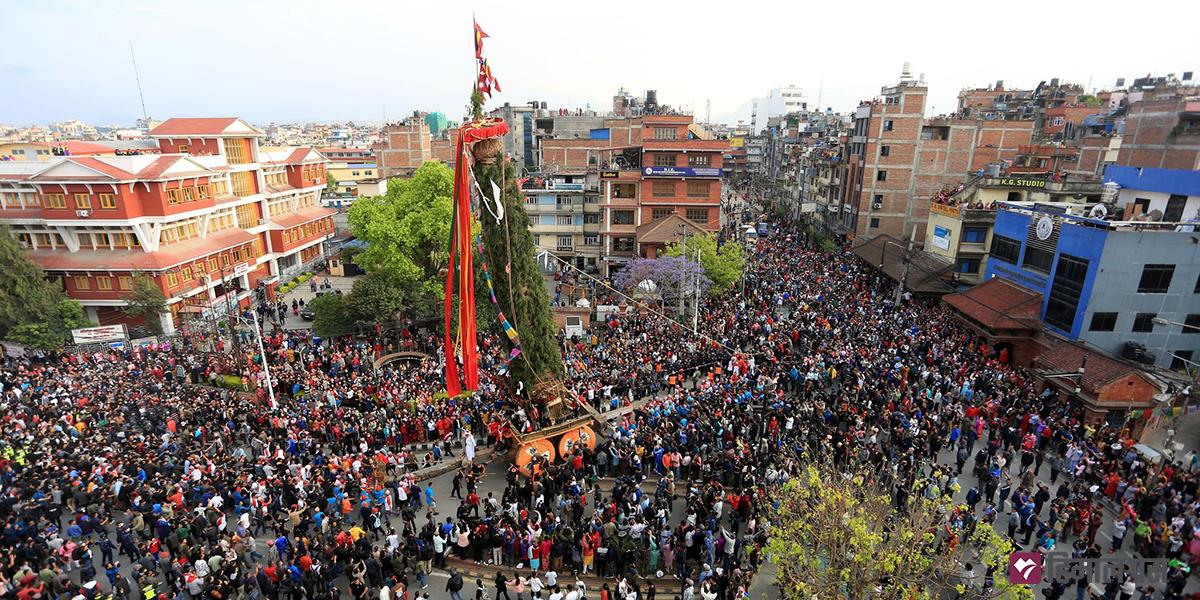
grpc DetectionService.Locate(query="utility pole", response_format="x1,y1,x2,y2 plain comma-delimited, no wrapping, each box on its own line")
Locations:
248,308,277,409
692,245,701,336
220,261,244,371
677,224,688,320
893,237,914,306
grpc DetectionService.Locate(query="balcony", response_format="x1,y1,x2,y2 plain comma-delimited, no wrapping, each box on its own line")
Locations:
525,202,584,213
960,208,997,223
530,223,584,234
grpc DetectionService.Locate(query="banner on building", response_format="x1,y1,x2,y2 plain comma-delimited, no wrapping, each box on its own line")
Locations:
930,203,961,218
801,203,817,214
729,137,744,148
1,341,27,357
599,170,620,179
931,225,952,251
70,324,127,344
642,166,723,178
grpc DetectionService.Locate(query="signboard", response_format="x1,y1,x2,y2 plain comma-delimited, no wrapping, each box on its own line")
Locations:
599,170,620,179
929,203,961,218
931,225,952,251
729,137,744,148
1033,202,1067,215
993,177,1046,188
70,324,127,344
801,202,817,214
234,263,250,277
1,341,27,357
642,166,724,178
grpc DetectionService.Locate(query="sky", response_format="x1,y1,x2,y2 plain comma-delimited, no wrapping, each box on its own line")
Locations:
2,0,1194,129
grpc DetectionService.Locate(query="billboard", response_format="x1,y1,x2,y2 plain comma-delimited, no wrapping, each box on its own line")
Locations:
729,137,744,148
642,167,724,178
71,324,127,344
931,225,952,251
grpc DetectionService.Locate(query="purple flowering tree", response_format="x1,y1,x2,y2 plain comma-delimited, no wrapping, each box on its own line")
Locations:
612,256,711,315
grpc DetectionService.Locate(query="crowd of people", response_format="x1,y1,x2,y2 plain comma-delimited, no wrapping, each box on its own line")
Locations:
0,183,1198,600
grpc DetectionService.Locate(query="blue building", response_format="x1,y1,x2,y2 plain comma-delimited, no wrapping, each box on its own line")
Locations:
985,191,1200,370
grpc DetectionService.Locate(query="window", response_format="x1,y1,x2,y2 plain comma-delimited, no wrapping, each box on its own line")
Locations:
652,208,673,220
223,139,249,165
653,154,675,167
1022,246,1054,274
1183,314,1200,334
118,276,133,290
962,227,987,243
884,120,894,131
98,194,116,209
165,272,178,288
1171,350,1195,371
651,181,675,198
876,170,887,181
42,194,66,209
96,276,112,290
611,210,634,225
990,235,1021,264
208,257,219,272
1132,313,1157,333
880,145,890,157
613,237,634,252
351,171,360,177
686,181,709,199
583,214,599,224
74,194,91,210
210,180,230,197
1045,253,1089,332
556,215,573,226
584,235,599,246
556,236,573,250
688,155,711,167
73,276,90,290
686,208,709,223
956,258,981,274
873,194,884,207
94,233,110,247
236,203,258,229
35,233,52,247
1137,264,1175,293
653,127,676,140
870,218,880,229
77,232,93,247
532,235,540,246
1089,312,1118,332
230,171,255,197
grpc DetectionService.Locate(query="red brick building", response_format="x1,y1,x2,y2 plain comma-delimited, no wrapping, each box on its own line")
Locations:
825,76,1033,244
1115,97,1200,171
0,117,333,333
376,117,432,178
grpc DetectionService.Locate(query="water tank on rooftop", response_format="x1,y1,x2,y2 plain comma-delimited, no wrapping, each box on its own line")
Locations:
984,163,1002,177
1123,341,1146,361
646,90,658,107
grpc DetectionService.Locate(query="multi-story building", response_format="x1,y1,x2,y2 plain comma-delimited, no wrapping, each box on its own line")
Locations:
983,167,1200,370
376,116,432,179
750,86,808,133
0,117,333,334
809,67,1034,245
522,172,602,271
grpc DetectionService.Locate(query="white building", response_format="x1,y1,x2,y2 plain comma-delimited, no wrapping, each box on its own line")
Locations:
750,86,808,133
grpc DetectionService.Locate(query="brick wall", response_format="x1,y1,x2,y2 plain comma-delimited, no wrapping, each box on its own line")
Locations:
1116,98,1200,170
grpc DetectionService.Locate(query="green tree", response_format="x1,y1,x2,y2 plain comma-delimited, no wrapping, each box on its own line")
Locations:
769,462,1033,600
664,232,746,295
121,270,168,336
1078,94,1102,108
347,161,454,308
345,271,409,324
325,171,340,196
310,294,355,339
0,224,62,340
9,299,96,349
476,153,564,390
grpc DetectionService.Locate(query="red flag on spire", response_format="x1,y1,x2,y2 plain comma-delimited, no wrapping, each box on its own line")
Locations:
474,19,488,59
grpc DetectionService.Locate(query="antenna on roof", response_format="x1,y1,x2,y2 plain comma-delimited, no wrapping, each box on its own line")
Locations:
129,41,149,122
